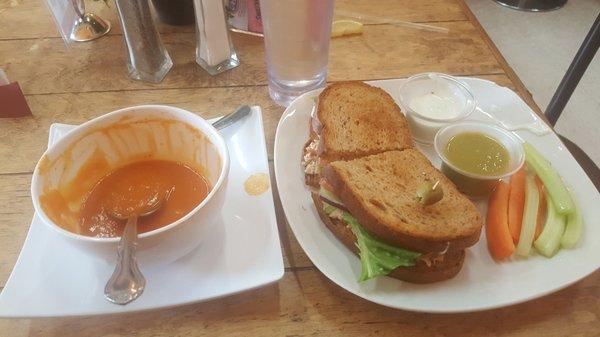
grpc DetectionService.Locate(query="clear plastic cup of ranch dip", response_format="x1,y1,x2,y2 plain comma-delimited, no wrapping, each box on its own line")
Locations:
398,73,476,144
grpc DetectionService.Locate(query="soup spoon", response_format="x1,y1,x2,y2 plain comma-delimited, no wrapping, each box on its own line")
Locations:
212,105,251,130
104,195,166,305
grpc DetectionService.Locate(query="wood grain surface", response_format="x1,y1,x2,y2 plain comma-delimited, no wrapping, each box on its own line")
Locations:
1,22,501,95
0,269,599,337
0,0,598,336
0,0,466,40
0,74,514,175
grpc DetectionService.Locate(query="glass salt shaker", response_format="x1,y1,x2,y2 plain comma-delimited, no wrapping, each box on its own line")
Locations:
114,0,173,83
193,0,240,75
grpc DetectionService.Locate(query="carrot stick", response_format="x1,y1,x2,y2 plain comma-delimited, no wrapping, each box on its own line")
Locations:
508,167,526,243
486,182,515,260
535,177,547,239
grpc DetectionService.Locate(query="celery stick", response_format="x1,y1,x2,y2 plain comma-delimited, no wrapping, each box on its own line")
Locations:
523,142,574,214
561,189,582,248
516,173,539,256
534,194,566,257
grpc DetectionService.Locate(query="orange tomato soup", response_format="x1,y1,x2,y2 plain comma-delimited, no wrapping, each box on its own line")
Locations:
79,160,210,238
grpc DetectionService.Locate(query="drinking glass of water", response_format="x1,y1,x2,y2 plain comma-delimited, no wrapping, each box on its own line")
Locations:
260,0,335,106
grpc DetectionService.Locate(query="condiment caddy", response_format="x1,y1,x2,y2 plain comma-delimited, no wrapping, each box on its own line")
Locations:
46,0,240,83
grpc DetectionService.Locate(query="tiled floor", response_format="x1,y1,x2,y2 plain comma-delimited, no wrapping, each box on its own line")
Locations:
465,0,600,165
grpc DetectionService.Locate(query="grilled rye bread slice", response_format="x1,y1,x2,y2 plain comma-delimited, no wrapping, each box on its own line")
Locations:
316,81,413,162
303,81,413,187
321,149,483,253
312,194,465,283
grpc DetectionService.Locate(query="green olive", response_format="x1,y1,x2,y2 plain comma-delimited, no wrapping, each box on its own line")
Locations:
416,180,444,206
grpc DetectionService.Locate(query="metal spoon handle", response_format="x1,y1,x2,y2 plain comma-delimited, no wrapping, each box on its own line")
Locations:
104,216,146,305
212,105,251,130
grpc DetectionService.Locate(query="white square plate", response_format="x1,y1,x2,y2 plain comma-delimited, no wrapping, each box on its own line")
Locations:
274,78,600,313
0,107,284,317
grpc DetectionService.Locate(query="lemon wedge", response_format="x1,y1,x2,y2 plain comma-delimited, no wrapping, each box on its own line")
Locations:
331,20,363,38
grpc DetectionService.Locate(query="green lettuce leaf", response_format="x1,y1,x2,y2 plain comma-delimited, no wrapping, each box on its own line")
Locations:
322,203,420,282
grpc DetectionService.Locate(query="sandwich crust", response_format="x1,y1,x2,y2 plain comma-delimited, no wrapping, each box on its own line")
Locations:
312,194,465,283
322,149,483,253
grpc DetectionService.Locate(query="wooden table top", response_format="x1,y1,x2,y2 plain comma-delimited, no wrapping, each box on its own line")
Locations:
1,0,598,336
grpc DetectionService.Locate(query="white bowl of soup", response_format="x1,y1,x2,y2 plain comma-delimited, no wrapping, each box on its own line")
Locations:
31,105,229,266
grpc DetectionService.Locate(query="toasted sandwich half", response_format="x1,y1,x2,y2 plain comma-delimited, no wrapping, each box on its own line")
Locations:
315,149,483,283
302,82,413,187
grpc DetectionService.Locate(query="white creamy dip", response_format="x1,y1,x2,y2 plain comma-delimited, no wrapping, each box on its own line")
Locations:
399,72,475,144
409,93,461,120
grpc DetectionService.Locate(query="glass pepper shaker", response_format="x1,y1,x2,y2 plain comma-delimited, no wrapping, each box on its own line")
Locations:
114,0,173,83
192,0,240,75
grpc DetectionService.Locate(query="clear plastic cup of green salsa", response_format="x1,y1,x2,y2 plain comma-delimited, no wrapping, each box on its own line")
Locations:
434,122,525,198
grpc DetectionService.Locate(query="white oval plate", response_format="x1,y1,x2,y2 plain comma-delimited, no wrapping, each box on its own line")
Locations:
274,77,600,313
